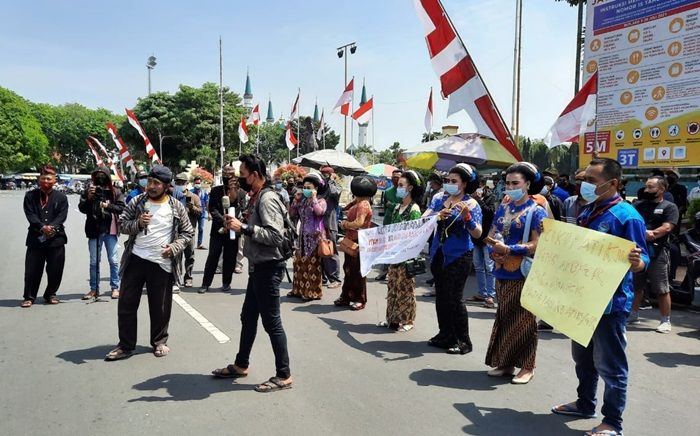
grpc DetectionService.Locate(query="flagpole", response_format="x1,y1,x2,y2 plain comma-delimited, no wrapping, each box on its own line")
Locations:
219,36,225,171
511,0,523,148
256,124,260,155
372,96,375,150
429,86,433,142
439,0,517,147
297,87,300,158
593,71,599,159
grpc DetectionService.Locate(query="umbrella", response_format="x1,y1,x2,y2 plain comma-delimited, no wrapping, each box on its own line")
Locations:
292,149,366,176
365,163,398,178
403,133,519,171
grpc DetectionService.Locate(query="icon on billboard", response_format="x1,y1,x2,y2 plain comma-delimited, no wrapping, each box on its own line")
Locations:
627,70,640,84
649,127,660,139
688,122,699,135
668,124,680,137
620,91,633,105
590,39,602,52
645,107,659,121
643,148,656,161
629,50,643,65
633,129,643,140
673,146,687,160
616,130,625,140
670,17,684,33
628,29,641,44
668,41,683,57
669,63,683,78
658,147,671,160
652,86,666,101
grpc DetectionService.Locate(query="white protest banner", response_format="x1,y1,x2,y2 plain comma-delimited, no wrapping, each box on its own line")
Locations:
358,216,438,277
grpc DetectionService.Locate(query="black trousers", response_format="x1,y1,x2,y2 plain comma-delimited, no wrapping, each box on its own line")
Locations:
118,254,173,350
321,230,341,283
202,233,238,287
431,249,472,348
182,235,195,282
23,245,65,302
235,260,291,379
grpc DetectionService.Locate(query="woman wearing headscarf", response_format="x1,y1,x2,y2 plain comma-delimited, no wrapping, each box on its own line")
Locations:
425,163,483,355
380,170,424,331
336,176,377,310
289,173,328,301
485,162,548,384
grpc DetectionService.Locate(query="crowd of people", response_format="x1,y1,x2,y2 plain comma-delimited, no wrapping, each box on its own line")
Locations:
19,155,697,435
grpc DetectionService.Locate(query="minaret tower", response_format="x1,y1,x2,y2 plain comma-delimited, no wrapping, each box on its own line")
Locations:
243,68,253,114
266,97,274,123
357,79,369,147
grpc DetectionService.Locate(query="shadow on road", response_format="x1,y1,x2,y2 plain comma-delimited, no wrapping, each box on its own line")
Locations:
454,402,581,435
319,316,440,361
0,293,97,308
409,369,511,391
129,373,254,402
292,303,346,315
644,352,700,368
56,344,152,365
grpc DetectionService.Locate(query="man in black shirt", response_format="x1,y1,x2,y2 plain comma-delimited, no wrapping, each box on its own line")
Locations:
21,165,68,307
629,176,679,333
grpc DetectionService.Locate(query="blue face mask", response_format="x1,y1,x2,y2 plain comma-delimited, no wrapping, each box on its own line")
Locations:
303,188,313,198
396,187,408,199
275,183,283,190
138,179,147,188
580,181,600,203
540,186,549,195
506,188,526,202
444,184,460,195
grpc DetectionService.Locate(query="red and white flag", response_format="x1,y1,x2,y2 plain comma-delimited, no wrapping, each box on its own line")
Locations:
125,109,161,164
351,97,373,125
424,87,433,133
86,139,104,166
248,104,261,126
285,122,298,150
106,122,137,175
290,92,300,120
414,0,521,161
89,135,124,181
544,71,598,148
316,109,325,141
239,117,249,143
333,78,354,116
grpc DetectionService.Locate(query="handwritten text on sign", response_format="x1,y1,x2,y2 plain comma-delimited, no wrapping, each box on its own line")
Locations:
520,219,635,347
358,216,437,277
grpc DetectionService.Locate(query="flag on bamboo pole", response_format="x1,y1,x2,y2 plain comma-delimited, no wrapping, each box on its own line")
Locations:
290,92,300,120
425,87,433,133
285,122,298,150
125,109,161,163
333,78,354,116
351,97,373,125
316,109,325,141
86,139,104,166
89,135,124,181
106,122,137,175
248,104,261,126
544,71,598,148
239,117,249,143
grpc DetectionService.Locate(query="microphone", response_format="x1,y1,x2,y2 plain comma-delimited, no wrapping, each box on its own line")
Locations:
219,196,230,235
143,202,150,235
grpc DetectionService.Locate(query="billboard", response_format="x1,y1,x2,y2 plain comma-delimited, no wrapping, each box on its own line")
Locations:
581,0,700,168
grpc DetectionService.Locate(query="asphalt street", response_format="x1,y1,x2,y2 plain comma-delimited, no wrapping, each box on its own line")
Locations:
0,190,698,436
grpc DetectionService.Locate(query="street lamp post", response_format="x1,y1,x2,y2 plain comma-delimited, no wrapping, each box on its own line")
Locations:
337,42,356,153
146,55,157,95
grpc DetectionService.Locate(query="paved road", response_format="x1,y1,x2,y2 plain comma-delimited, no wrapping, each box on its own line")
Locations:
0,190,698,435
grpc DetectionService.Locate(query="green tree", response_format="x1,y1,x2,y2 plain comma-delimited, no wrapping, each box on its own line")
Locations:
421,131,443,142
0,87,49,172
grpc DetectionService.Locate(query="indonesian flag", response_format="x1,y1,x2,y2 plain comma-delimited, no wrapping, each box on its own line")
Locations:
351,97,373,125
425,87,433,133
106,122,137,175
290,92,300,120
239,117,249,143
86,139,104,166
414,0,521,161
125,109,161,163
544,71,598,148
248,104,261,126
285,122,298,150
89,135,124,181
316,109,325,141
333,78,354,116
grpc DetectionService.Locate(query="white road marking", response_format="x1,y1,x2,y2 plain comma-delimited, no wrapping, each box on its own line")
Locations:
173,294,230,344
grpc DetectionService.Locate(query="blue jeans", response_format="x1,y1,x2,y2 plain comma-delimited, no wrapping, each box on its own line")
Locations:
571,312,628,433
472,243,495,299
88,234,120,291
198,214,206,247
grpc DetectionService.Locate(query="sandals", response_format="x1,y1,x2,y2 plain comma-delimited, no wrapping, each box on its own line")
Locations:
446,343,473,355
104,347,133,361
111,290,120,299
153,344,170,358
349,302,365,311
327,282,341,289
397,324,414,332
551,402,597,419
82,291,97,300
44,296,60,305
255,377,293,393
212,364,248,379
586,428,623,436
286,291,299,298
334,298,350,307
20,300,32,308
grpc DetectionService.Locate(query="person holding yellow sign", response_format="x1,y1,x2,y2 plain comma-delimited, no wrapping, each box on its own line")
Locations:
484,162,547,385
551,158,648,436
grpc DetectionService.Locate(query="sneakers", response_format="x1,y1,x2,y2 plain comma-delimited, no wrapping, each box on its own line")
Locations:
234,267,243,274
627,312,641,325
656,321,672,333
198,286,209,294
221,285,231,292
172,285,180,294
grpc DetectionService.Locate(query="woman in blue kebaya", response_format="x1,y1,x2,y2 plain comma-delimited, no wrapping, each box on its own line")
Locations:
424,163,483,355
485,162,547,385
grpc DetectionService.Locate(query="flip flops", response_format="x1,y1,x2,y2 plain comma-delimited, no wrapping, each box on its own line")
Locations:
104,347,133,361
211,364,248,379
551,402,597,419
20,300,32,308
255,377,292,393
586,427,623,436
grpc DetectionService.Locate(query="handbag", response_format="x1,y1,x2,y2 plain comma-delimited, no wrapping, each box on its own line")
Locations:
338,237,359,257
404,257,427,278
318,232,334,258
519,207,535,277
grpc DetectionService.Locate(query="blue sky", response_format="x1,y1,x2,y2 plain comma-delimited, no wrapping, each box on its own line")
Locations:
1,0,580,151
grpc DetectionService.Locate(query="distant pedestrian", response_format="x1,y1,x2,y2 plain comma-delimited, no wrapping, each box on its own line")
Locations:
191,176,209,249
174,172,202,289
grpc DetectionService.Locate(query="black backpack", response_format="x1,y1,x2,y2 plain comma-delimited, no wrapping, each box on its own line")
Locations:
255,188,297,260
474,196,495,243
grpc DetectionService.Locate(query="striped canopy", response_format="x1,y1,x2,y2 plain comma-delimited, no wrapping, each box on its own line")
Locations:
403,133,518,171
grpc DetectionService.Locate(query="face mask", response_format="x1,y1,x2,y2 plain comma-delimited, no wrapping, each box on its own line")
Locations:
444,184,459,195
194,183,201,189
95,176,108,186
476,188,484,196
396,187,408,199
138,179,148,188
39,179,55,192
541,186,549,195
275,183,283,190
580,181,605,203
303,188,313,198
238,176,251,192
639,190,657,201
505,188,526,202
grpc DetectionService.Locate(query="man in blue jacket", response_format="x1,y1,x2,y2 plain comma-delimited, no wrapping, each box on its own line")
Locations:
552,158,649,436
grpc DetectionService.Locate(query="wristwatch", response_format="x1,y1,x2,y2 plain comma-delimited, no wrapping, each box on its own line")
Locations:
240,223,253,236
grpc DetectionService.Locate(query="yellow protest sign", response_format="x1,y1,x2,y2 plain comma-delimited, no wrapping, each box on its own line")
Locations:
520,219,635,347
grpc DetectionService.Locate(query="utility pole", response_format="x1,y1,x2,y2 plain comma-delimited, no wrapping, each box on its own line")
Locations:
337,42,357,153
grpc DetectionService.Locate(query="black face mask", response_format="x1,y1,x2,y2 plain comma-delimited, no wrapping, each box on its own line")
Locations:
95,176,108,186
238,176,252,192
639,190,656,201
222,177,232,187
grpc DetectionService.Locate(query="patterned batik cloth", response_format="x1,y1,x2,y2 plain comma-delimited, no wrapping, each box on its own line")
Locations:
291,250,323,300
385,265,417,325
